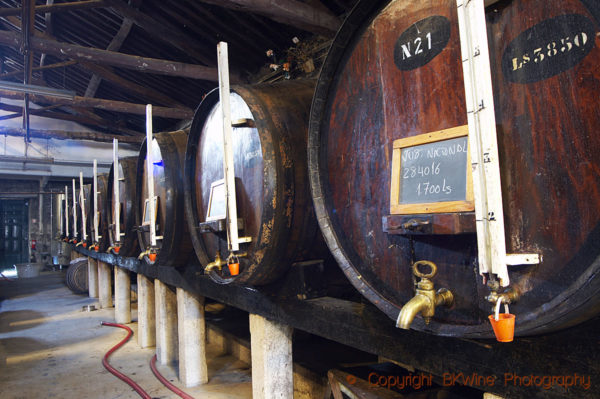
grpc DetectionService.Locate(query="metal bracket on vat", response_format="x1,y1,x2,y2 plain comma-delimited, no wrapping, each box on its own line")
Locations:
383,213,476,235
197,218,252,243
232,118,255,128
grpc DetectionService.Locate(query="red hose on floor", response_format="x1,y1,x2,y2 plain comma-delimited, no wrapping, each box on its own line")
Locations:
150,354,196,399
100,321,152,399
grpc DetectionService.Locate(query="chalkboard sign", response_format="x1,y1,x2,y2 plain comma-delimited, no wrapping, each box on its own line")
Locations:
390,125,474,214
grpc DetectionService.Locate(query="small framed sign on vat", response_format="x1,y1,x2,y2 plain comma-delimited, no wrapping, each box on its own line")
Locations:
390,125,474,214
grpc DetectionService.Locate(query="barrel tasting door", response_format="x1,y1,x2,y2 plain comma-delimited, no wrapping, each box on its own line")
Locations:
0,200,29,270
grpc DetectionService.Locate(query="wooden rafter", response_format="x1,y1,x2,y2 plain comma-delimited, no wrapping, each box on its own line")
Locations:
0,126,143,143
39,0,55,82
22,0,36,142
78,62,185,107
0,89,193,119
0,102,143,136
84,16,133,98
0,0,107,17
197,0,341,36
0,29,220,81
0,59,78,79
105,0,216,66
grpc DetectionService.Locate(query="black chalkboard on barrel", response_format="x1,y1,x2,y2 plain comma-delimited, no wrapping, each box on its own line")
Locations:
390,125,473,214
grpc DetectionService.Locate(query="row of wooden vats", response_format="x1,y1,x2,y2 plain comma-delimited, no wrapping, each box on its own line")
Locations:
57,0,600,340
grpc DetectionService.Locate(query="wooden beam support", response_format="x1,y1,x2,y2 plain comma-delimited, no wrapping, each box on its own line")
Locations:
39,0,56,82
105,0,215,66
0,88,193,119
0,60,78,79
0,102,143,136
84,16,134,98
79,61,185,108
0,0,107,17
0,126,143,143
0,112,21,121
0,29,220,81
197,0,341,36
22,0,36,143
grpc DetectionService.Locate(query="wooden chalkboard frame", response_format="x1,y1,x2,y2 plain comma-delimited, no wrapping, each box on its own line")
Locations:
390,125,474,214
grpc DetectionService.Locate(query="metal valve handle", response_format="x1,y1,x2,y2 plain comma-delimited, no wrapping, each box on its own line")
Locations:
412,260,437,279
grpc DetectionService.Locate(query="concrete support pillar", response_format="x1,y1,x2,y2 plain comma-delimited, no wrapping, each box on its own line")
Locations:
155,280,178,367
114,266,131,324
250,314,293,399
137,274,156,348
98,261,113,309
176,288,208,387
87,257,98,298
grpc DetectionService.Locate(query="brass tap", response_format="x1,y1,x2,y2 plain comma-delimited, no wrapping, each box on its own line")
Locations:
138,248,151,260
486,288,520,308
205,251,227,273
75,241,83,247
396,261,454,329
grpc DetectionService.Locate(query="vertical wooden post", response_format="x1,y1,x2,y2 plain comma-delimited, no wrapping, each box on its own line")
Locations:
250,314,293,399
177,288,208,387
137,274,156,348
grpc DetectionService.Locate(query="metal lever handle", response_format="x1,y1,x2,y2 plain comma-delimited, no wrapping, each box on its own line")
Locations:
402,219,431,231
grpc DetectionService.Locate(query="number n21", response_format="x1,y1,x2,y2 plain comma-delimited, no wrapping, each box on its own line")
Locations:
400,32,432,59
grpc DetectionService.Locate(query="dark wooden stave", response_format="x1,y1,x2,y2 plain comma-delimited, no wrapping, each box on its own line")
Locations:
309,0,600,337
136,130,193,267
107,157,139,257
184,80,328,285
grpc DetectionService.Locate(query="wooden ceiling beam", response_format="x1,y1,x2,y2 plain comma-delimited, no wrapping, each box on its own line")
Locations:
0,59,78,79
0,29,220,81
0,126,143,144
105,0,216,66
78,61,186,108
0,102,142,136
0,0,107,18
84,15,134,98
0,88,193,119
197,0,341,36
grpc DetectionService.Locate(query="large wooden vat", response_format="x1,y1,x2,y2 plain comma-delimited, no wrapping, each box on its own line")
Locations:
136,130,193,266
309,0,600,337
107,157,139,257
184,80,328,285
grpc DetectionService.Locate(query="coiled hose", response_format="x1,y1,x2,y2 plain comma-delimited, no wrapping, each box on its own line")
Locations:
150,354,196,399
100,321,152,399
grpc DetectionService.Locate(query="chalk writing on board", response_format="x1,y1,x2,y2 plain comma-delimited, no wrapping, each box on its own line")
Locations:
399,137,468,204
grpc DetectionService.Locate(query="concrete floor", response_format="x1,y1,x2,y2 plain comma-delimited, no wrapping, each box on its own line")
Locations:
0,271,252,399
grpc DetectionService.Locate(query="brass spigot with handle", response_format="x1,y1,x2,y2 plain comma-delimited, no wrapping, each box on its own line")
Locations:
205,250,227,273
396,260,454,329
